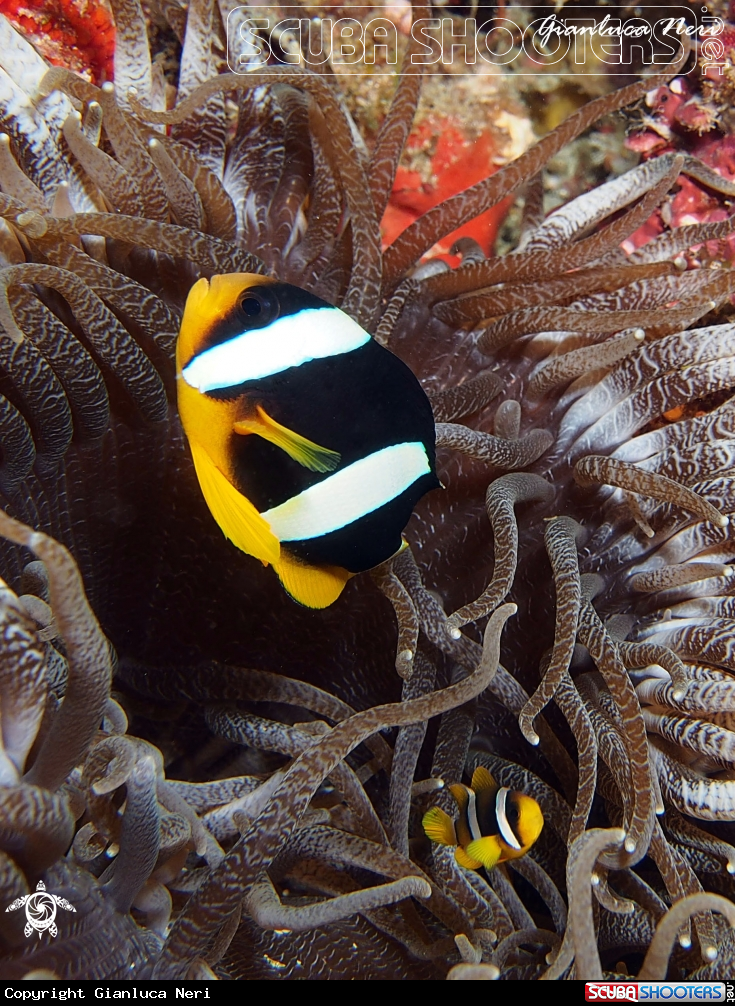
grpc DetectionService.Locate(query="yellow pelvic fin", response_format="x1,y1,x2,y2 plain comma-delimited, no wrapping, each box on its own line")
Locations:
422,807,457,847
274,549,352,609
465,836,504,871
234,406,341,473
189,440,280,566
449,783,470,812
454,846,483,870
470,766,496,793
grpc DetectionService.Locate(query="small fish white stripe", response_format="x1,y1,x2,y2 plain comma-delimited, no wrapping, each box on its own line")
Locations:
182,307,370,392
467,788,482,843
496,787,522,850
262,442,431,541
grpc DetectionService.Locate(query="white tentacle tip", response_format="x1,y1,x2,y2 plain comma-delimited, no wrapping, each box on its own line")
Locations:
447,963,499,980
447,624,462,640
396,649,414,678
727,861,735,874
28,532,46,552
415,878,432,899
678,934,692,949
590,872,600,886
672,688,686,702
717,515,729,528
15,210,48,239
705,946,718,962
624,837,636,854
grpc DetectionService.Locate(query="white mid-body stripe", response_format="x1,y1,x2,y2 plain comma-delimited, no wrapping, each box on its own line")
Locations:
261,442,431,541
467,788,482,843
182,307,370,393
496,787,521,850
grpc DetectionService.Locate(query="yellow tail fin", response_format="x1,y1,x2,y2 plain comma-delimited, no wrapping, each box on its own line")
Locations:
422,807,457,847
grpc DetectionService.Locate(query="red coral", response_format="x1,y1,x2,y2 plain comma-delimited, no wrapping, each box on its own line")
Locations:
0,0,115,84
623,62,735,264
381,115,512,266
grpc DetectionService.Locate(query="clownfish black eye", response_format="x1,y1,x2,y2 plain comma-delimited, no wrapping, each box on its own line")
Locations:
239,295,261,317
236,289,279,328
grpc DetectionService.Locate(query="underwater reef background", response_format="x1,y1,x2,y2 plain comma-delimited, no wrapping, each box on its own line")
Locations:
3,0,735,980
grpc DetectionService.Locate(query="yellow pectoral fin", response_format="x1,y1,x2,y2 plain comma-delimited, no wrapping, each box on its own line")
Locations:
465,836,504,871
422,807,457,847
454,847,483,870
234,406,341,473
189,440,280,566
274,549,352,609
470,766,496,793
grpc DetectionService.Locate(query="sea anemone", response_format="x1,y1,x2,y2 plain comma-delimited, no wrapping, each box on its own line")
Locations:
2,0,735,981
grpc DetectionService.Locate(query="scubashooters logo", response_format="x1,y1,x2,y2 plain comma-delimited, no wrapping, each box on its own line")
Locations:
585,984,726,1002
227,4,724,77
5,880,76,938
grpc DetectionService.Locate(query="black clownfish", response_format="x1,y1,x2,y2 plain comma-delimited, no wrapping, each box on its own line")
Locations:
422,766,544,871
176,274,440,609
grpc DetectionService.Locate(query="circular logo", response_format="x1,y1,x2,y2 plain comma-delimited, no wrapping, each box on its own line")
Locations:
5,879,76,939
24,888,59,937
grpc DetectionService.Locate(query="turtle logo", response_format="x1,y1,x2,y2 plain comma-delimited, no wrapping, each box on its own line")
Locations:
5,880,76,937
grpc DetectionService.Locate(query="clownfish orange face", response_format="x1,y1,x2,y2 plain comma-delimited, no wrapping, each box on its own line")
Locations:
423,766,544,871
176,274,440,609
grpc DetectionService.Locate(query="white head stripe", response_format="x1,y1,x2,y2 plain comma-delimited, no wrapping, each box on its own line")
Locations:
262,442,431,541
467,788,482,843
496,787,522,850
182,307,370,392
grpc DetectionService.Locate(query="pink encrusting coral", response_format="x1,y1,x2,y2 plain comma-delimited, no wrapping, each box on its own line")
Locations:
624,48,735,260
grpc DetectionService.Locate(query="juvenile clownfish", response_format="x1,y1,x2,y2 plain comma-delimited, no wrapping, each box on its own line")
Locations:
422,766,544,871
176,274,440,609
